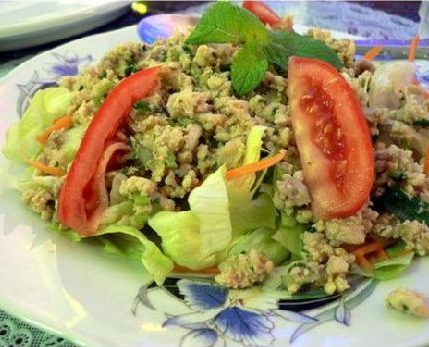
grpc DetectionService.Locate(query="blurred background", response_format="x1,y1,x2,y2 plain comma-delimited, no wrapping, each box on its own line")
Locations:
0,1,428,78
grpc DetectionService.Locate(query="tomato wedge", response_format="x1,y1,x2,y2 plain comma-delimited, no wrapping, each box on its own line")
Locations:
243,1,281,27
288,57,374,219
58,66,161,235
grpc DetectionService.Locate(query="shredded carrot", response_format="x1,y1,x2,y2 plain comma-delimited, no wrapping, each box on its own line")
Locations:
351,239,386,257
26,160,66,177
394,249,413,258
172,265,220,275
352,239,396,272
362,46,383,61
36,116,73,144
424,143,429,175
355,254,373,273
376,249,389,261
342,244,361,253
408,35,420,62
226,150,286,181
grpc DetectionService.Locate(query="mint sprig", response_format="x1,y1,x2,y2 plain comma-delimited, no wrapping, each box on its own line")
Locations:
267,31,343,70
186,2,343,96
186,2,268,45
231,42,268,96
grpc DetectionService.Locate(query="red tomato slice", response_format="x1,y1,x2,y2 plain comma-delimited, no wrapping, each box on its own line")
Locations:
242,1,281,27
288,57,374,219
58,66,161,235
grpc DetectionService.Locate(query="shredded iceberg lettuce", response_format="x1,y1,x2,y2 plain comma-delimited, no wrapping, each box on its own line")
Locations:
149,166,230,269
228,183,277,236
3,88,72,162
373,252,414,280
230,125,266,191
273,212,306,259
188,165,232,256
226,227,289,265
148,211,216,270
96,224,173,285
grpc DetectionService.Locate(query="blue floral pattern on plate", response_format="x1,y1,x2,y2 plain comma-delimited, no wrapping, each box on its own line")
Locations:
16,52,93,117
133,278,376,347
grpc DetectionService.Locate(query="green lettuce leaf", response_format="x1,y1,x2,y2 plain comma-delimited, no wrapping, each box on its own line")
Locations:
149,166,230,269
101,200,152,230
373,252,414,281
101,201,134,225
17,175,60,193
3,87,72,162
148,211,216,270
228,183,277,236
225,125,276,236
61,125,85,164
272,212,306,259
232,125,266,191
149,163,278,269
226,227,289,265
96,224,173,285
351,241,415,281
189,165,232,256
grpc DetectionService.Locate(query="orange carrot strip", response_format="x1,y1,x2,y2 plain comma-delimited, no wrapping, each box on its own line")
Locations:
226,150,286,181
424,144,429,175
172,265,220,275
376,249,389,261
355,254,373,273
352,239,386,257
343,244,360,252
26,160,66,177
394,249,413,258
36,116,73,144
408,35,420,62
362,46,383,61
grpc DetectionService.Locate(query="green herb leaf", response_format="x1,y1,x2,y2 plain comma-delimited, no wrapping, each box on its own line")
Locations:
262,41,289,72
386,240,408,258
165,150,178,169
389,171,408,180
267,31,343,70
134,101,152,114
373,185,429,225
130,137,153,166
231,42,268,96
413,119,429,127
186,2,268,45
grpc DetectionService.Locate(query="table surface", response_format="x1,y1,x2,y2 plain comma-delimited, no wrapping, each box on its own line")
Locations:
0,1,423,346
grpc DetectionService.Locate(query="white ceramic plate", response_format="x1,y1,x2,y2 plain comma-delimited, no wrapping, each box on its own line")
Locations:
0,1,131,51
1,22,429,347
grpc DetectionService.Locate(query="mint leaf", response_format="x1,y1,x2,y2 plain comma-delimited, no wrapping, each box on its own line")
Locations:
186,2,268,45
267,31,343,70
186,2,343,95
263,41,289,71
231,42,268,96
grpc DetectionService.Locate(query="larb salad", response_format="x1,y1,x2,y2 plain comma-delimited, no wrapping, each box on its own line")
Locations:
3,1,429,316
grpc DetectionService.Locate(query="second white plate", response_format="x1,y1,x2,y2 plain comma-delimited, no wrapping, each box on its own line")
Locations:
0,1,131,51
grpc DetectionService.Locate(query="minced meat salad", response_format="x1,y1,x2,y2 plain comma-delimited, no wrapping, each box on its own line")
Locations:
4,2,429,303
